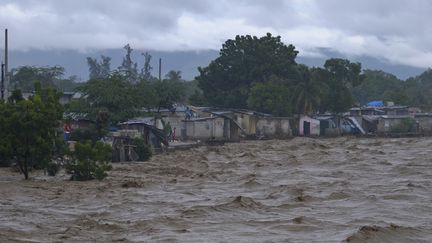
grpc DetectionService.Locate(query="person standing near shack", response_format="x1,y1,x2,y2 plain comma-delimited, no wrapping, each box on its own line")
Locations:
172,127,176,142
63,122,72,141
185,107,193,120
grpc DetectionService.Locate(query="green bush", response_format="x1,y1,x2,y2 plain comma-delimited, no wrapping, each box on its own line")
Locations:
0,142,11,167
391,117,416,133
46,162,59,176
134,138,152,161
66,141,112,181
0,158,11,167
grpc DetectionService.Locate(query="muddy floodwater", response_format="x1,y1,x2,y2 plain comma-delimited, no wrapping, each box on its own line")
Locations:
1,137,432,242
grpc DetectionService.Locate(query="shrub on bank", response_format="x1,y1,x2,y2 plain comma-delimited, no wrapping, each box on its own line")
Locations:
134,138,152,161
46,162,60,176
66,141,112,181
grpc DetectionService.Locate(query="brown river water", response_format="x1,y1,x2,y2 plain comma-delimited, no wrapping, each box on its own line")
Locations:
0,137,431,242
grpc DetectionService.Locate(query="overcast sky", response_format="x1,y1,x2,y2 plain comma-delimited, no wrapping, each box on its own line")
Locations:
0,0,431,69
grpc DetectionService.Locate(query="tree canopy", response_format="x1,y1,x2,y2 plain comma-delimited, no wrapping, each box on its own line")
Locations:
73,74,142,124
197,33,298,108
0,83,63,179
248,79,292,116
10,66,80,92
404,69,432,110
319,58,364,113
195,33,369,115
69,45,189,126
352,70,406,105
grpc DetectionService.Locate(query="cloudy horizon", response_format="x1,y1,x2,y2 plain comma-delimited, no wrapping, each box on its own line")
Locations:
0,0,431,71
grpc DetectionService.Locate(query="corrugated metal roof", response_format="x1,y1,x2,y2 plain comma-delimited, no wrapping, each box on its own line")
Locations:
121,117,155,125
362,115,380,122
183,117,218,122
378,115,413,119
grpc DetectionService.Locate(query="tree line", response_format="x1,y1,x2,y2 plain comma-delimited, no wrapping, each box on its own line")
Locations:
195,33,432,114
1,45,177,179
353,69,432,111
196,33,362,115
68,44,196,125
8,35,432,121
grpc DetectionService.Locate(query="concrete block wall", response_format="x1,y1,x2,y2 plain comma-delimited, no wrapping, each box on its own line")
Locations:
256,117,291,138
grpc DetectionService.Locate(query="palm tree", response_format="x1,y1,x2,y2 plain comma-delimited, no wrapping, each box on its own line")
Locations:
293,65,328,115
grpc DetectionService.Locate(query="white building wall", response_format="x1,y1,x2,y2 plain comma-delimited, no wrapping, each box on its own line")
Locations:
213,118,224,138
299,115,320,136
185,117,227,140
256,117,291,138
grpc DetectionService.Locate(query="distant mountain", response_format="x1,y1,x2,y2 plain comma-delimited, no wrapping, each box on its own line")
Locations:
1,48,426,81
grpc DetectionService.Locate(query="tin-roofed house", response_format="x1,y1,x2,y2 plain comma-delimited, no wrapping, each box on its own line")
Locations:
119,118,169,150
360,115,379,134
376,115,418,135
223,109,293,139
299,115,320,136
349,107,385,116
151,105,198,141
315,116,341,137
195,109,258,137
184,115,241,142
349,104,411,135
233,110,260,137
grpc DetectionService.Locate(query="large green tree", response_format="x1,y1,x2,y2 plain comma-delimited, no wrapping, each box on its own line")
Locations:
320,58,363,113
153,78,186,110
247,78,292,116
404,69,432,110
197,33,298,108
352,70,406,105
74,74,140,124
185,80,205,106
10,66,79,92
0,84,63,179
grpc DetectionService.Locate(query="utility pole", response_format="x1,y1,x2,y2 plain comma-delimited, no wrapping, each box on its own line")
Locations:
1,62,4,101
158,58,162,81
4,29,8,99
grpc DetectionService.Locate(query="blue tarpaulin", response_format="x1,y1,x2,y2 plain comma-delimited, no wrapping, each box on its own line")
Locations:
367,100,384,107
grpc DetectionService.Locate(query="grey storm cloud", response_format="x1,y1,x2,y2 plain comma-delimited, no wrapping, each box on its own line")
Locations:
0,0,431,69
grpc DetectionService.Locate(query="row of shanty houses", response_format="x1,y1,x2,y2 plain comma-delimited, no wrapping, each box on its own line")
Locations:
67,104,432,158
299,105,432,137
118,105,432,147
349,105,432,135
119,107,294,145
